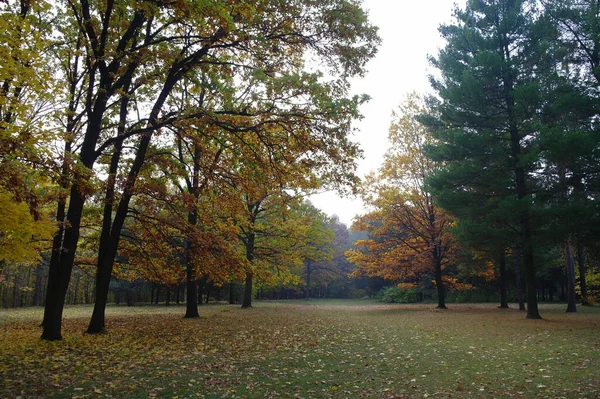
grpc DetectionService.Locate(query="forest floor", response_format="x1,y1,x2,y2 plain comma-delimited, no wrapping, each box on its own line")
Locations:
1,300,599,398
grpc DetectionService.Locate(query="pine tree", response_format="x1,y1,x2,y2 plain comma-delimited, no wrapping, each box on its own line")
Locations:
424,0,550,319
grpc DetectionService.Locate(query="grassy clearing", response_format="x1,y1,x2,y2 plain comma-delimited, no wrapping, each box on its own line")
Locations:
1,301,599,398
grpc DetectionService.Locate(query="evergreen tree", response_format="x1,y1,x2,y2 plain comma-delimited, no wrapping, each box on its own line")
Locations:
424,0,550,319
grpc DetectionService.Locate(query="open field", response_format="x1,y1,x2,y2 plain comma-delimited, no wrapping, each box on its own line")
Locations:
1,301,599,398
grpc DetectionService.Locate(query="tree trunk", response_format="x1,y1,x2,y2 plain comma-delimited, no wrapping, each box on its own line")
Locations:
229,281,236,304
565,238,577,313
576,240,589,305
305,261,312,300
241,225,256,309
205,282,211,304
499,251,509,308
434,266,446,309
512,245,525,311
184,210,199,318
42,189,87,340
433,248,447,309
241,272,253,308
198,276,206,305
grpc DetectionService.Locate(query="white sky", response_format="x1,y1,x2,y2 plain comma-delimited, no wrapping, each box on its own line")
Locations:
310,0,463,227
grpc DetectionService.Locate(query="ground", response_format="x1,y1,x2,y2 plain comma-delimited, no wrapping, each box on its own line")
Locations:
1,300,599,398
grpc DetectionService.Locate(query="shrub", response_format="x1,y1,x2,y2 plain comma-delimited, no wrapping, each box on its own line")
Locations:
377,286,419,304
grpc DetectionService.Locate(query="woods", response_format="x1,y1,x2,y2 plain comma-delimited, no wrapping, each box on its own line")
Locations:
1,0,600,349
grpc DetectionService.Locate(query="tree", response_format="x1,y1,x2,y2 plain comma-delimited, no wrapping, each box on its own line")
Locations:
536,0,600,307
424,0,548,319
42,0,380,339
299,204,335,299
347,94,456,309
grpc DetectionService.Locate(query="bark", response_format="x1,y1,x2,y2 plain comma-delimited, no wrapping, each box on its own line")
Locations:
499,251,509,308
565,238,578,313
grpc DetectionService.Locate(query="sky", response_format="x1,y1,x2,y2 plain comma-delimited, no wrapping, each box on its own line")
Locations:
310,0,463,226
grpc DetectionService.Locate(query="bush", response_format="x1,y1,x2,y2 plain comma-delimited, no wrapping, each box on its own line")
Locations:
377,286,419,304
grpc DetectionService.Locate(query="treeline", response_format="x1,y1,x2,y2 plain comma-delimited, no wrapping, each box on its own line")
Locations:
1,218,373,309
347,0,600,317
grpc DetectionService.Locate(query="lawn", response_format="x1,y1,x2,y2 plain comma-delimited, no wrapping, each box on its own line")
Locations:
1,301,599,398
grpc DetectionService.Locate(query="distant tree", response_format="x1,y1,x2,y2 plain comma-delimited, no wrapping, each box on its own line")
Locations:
348,94,457,309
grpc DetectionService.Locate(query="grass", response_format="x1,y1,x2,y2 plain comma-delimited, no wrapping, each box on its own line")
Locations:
1,300,599,398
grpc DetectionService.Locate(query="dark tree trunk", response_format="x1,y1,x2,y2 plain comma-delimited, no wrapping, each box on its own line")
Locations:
512,245,525,311
241,272,253,308
155,285,161,304
499,251,509,309
42,189,87,340
434,251,447,309
184,209,199,318
576,240,589,305
229,281,236,304
241,221,256,309
205,282,212,304
198,276,206,305
565,238,577,313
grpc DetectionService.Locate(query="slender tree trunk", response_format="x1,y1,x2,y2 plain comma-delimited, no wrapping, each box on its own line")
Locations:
565,238,577,313
205,283,211,304
198,276,206,305
184,211,199,318
576,240,589,305
433,245,447,309
499,251,509,309
512,245,526,311
241,226,256,309
229,281,236,304
305,261,312,300
242,272,253,308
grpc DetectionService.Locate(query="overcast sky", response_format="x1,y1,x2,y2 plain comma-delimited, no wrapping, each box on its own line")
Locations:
310,0,463,226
